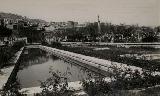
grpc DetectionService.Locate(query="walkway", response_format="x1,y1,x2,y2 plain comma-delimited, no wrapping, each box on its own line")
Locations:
0,47,24,90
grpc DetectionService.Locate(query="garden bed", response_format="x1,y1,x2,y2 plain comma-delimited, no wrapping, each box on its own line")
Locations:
56,44,160,71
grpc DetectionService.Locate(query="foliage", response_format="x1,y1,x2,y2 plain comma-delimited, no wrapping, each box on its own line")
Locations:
41,41,50,46
18,26,43,43
82,77,111,96
36,68,74,96
56,45,160,71
142,36,159,42
0,26,13,37
54,23,160,43
11,41,26,51
0,41,25,68
0,46,14,68
0,80,24,96
82,66,160,96
50,42,62,48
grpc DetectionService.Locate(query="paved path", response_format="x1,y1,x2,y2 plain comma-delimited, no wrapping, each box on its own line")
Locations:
0,47,24,90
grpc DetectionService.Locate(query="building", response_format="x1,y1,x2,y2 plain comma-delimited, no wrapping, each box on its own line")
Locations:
67,21,78,28
76,24,86,28
44,25,55,32
50,22,67,29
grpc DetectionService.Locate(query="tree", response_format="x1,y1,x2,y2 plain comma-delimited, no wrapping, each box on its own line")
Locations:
0,26,13,37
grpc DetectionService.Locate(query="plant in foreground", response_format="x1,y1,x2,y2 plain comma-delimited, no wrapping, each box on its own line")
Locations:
36,68,74,96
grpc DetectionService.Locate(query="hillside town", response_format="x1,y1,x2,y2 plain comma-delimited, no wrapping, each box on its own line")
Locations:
0,13,160,47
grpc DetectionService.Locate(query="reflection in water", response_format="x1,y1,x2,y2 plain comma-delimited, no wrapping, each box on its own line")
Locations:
17,48,100,88
18,48,50,69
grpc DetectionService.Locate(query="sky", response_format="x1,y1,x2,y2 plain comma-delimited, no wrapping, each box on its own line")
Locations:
158,0,160,26
0,0,159,26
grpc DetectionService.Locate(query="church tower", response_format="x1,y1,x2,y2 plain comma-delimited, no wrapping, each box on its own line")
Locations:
97,15,101,34
97,15,102,42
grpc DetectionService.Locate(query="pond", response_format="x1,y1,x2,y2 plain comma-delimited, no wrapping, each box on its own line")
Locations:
16,48,101,88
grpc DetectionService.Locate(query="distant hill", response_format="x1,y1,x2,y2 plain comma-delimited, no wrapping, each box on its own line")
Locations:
0,12,24,20
0,12,48,24
28,19,48,24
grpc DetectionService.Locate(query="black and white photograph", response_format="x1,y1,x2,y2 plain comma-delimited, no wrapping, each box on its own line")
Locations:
0,0,160,96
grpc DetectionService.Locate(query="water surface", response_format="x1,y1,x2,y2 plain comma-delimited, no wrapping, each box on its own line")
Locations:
17,48,99,88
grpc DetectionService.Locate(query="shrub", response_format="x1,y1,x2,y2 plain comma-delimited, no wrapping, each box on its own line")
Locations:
82,67,160,96
0,80,23,96
41,41,50,46
51,42,62,48
0,46,14,68
11,41,26,51
36,68,73,96
0,40,25,68
82,78,111,96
